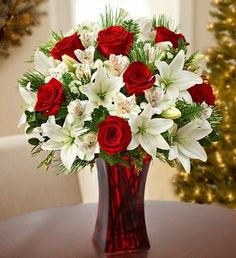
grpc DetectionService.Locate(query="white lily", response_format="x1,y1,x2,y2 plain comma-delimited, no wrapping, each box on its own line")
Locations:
141,87,173,115
41,116,85,170
168,123,212,173
109,93,141,118
80,67,124,109
34,49,52,75
155,50,202,101
18,83,36,127
104,54,130,76
76,132,99,161
128,104,173,158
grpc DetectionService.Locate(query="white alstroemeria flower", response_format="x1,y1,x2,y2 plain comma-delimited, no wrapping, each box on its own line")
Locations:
18,83,36,127
67,99,92,121
193,102,213,129
169,123,213,173
75,64,91,80
155,50,203,100
41,116,85,170
128,104,173,158
76,132,99,161
104,54,130,76
109,93,141,118
77,22,100,48
143,43,165,64
74,46,95,66
137,17,153,40
80,67,124,109
141,87,173,115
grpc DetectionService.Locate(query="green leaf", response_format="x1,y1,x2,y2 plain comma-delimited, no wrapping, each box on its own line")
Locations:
86,106,109,132
19,71,45,92
28,138,40,146
153,14,177,32
122,19,140,42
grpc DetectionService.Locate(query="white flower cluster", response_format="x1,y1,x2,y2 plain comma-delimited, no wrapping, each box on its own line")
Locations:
19,12,216,173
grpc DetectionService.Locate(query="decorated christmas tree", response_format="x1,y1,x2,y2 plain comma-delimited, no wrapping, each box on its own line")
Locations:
174,0,236,209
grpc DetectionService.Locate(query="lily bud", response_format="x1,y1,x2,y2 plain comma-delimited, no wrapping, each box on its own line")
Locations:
62,54,78,71
161,107,181,119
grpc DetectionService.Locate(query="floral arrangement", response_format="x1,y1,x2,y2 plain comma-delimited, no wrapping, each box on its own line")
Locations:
18,7,221,174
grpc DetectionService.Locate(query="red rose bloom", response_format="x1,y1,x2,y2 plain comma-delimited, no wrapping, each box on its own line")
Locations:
98,116,131,155
50,33,84,61
35,78,64,116
123,62,155,96
97,25,133,58
188,81,216,105
155,26,186,48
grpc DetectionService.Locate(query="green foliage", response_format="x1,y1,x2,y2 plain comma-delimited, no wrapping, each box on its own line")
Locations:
176,100,204,126
19,71,45,92
122,19,140,42
208,107,223,130
100,5,128,28
99,151,128,167
153,14,177,32
28,138,40,146
85,106,109,132
156,149,175,167
62,72,78,102
38,151,55,172
25,110,47,134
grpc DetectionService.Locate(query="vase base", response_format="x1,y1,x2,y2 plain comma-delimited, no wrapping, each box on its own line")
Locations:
93,237,150,255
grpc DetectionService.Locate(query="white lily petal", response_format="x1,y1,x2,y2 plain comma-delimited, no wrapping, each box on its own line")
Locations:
167,85,179,99
127,134,139,150
18,113,27,128
169,145,178,160
178,153,191,173
95,67,107,85
139,134,157,158
179,90,193,103
141,104,153,120
34,49,51,75
61,143,78,170
148,118,173,134
178,140,207,161
174,71,203,90
41,140,64,151
155,134,170,150
155,61,171,79
41,123,65,142
170,50,185,73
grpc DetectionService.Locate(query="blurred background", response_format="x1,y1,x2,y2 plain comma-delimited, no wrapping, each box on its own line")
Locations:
1,0,233,220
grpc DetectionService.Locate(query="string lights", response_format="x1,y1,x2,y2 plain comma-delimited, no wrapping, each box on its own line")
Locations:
174,0,236,209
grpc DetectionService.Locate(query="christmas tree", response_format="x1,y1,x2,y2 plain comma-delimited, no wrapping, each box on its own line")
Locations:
174,0,236,209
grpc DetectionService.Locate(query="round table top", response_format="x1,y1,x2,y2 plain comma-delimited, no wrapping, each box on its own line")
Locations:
0,201,236,258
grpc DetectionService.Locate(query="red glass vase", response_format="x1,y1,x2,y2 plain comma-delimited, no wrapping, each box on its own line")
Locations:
93,158,150,254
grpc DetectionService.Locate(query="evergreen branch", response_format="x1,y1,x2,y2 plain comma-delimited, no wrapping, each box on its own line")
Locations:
19,71,45,92
153,14,177,32
176,100,205,126
100,6,128,28
122,19,140,42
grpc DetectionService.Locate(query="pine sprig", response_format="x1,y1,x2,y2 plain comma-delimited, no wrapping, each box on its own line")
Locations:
38,31,63,56
19,71,45,92
153,14,177,32
122,19,140,42
176,100,204,126
100,6,128,28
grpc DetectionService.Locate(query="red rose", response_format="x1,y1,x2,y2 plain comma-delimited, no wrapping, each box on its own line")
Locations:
155,26,186,48
35,78,64,116
98,116,131,155
50,33,84,61
97,26,133,58
123,62,155,96
188,81,216,105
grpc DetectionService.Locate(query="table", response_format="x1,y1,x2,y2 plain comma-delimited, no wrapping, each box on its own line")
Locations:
0,201,236,258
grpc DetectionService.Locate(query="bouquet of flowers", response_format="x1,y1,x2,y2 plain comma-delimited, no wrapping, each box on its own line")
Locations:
18,7,221,174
